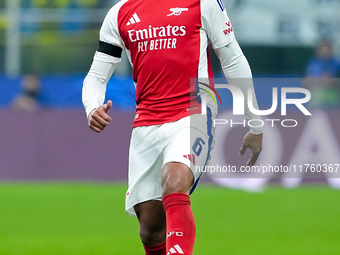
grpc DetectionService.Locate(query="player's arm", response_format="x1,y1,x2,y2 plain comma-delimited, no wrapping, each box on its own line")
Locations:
214,40,263,166
201,0,262,165
82,4,124,133
82,49,121,133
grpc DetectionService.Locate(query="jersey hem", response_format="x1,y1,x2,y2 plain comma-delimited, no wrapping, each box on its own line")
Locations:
132,111,192,128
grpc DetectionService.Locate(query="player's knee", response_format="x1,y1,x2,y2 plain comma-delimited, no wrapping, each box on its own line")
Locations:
139,226,166,246
162,162,194,197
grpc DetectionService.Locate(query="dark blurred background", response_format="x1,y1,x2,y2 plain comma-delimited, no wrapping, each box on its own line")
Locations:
1,0,339,107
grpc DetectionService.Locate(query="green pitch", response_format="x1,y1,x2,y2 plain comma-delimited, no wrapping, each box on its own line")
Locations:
0,183,339,255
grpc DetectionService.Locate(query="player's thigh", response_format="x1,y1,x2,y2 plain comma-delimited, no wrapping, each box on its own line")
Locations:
128,125,163,185
126,126,164,216
162,113,215,185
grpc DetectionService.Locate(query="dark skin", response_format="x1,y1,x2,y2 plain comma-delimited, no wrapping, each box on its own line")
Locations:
134,162,193,246
87,102,263,246
239,132,263,166
87,100,113,133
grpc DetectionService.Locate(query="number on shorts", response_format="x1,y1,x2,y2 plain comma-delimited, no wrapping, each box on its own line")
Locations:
192,138,205,156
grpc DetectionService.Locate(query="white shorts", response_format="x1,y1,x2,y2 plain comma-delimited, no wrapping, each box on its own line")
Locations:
125,111,216,216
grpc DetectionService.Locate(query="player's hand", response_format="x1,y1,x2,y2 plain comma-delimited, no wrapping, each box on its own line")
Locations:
238,132,263,166
88,100,112,133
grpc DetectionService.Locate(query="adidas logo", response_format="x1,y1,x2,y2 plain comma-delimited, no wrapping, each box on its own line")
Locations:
167,244,184,254
126,13,140,26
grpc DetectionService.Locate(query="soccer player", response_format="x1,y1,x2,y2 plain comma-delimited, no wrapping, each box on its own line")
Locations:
82,0,263,254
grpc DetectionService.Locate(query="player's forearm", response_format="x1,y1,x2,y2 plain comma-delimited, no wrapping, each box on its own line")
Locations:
82,52,120,117
215,40,263,135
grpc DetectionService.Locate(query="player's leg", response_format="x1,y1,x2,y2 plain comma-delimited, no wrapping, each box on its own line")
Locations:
160,112,215,255
134,201,166,255
126,125,167,254
132,162,194,255
161,162,196,255
126,112,214,254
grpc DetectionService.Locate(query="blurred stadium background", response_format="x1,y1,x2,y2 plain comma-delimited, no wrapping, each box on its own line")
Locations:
0,0,340,254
